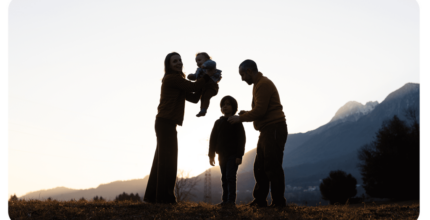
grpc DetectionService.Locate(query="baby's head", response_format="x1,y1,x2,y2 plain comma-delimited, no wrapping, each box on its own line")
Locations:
220,96,238,117
195,52,211,68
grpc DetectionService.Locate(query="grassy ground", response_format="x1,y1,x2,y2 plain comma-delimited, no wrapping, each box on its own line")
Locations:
8,199,419,220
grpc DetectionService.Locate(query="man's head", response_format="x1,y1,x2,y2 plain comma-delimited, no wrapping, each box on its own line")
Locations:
239,59,258,85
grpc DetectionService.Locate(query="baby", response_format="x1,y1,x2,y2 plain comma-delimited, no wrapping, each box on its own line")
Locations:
187,52,222,117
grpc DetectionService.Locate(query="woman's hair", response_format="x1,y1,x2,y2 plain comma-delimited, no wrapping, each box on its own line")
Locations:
196,52,211,60
164,52,185,78
220,96,238,115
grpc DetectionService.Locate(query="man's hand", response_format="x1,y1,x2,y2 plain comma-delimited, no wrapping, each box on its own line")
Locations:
227,115,241,124
209,157,215,166
236,158,242,165
238,110,247,116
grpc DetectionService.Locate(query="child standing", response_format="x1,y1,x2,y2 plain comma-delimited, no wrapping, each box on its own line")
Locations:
187,52,222,117
208,96,246,206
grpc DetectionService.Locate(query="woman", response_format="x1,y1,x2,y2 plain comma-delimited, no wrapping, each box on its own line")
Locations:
143,52,215,204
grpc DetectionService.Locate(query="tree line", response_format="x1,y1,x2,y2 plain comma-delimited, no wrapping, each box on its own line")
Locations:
319,108,419,204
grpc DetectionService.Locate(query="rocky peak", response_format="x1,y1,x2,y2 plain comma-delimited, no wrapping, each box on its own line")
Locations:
330,101,379,123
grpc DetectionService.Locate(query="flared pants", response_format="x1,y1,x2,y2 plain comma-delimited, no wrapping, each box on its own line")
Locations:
143,118,178,203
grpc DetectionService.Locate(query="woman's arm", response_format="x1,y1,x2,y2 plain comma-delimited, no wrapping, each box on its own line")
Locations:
167,73,212,93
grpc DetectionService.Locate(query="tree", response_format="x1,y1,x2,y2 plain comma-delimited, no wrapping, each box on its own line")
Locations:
9,194,18,202
358,111,419,201
319,170,357,205
114,192,141,202
93,195,106,202
175,169,200,202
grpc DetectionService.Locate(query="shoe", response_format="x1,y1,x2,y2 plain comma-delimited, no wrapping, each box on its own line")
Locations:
216,201,235,206
216,201,227,206
196,111,206,117
247,200,267,208
269,202,286,208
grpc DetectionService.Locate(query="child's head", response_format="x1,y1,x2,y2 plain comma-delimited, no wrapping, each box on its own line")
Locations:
220,96,238,116
195,52,211,68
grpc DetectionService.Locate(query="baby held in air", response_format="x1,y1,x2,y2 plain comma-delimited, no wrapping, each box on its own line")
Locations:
187,52,222,117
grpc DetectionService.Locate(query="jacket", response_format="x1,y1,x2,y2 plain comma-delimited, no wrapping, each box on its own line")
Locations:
208,116,246,159
156,73,211,125
187,60,222,83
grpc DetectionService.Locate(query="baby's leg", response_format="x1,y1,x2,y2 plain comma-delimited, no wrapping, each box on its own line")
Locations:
197,83,219,117
200,88,218,110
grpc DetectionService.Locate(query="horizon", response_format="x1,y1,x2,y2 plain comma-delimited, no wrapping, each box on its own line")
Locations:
13,81,420,198
7,0,419,198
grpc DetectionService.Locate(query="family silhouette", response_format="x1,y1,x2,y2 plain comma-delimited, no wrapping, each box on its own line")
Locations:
143,52,288,208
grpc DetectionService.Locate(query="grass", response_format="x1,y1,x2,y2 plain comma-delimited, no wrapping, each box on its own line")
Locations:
8,199,419,220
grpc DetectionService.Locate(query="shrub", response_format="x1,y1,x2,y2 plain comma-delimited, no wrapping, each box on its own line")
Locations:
320,170,357,205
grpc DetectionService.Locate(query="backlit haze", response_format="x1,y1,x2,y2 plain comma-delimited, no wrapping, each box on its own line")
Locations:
8,0,419,198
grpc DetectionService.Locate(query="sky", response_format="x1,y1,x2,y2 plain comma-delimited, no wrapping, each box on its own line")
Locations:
2,0,425,204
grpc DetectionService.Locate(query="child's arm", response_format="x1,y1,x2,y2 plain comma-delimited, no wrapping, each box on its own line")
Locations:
235,122,246,165
208,120,219,166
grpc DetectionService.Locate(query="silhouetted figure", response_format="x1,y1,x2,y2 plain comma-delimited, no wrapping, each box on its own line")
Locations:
143,52,215,204
228,59,288,208
208,96,246,206
187,52,222,117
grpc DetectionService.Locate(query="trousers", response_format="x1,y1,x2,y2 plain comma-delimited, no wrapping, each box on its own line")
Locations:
200,82,219,110
219,155,239,202
143,118,178,203
252,121,288,204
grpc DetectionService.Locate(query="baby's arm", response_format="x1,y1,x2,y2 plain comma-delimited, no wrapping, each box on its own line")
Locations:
202,60,216,69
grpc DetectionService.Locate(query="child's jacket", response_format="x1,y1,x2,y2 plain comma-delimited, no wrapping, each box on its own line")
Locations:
208,116,246,159
188,60,222,83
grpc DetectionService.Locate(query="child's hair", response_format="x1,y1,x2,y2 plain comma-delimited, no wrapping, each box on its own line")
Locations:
220,96,238,115
196,52,211,60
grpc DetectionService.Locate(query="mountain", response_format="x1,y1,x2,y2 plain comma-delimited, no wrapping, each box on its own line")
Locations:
20,176,149,201
329,101,379,123
191,82,419,204
19,83,419,204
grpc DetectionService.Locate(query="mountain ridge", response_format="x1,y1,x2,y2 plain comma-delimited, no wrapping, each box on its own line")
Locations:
18,82,419,203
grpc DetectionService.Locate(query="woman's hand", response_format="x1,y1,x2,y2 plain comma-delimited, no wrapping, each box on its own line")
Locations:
206,68,216,77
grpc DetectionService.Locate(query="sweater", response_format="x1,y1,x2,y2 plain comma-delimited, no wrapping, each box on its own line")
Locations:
239,72,286,131
208,116,246,159
156,73,211,125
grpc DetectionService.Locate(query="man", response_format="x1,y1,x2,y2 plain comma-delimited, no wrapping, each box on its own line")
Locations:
228,59,288,208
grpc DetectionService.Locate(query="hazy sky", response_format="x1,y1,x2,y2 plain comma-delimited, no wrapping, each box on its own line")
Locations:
5,0,422,199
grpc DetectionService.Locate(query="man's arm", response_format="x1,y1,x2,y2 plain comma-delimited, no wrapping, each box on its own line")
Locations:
239,81,273,122
236,122,246,160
